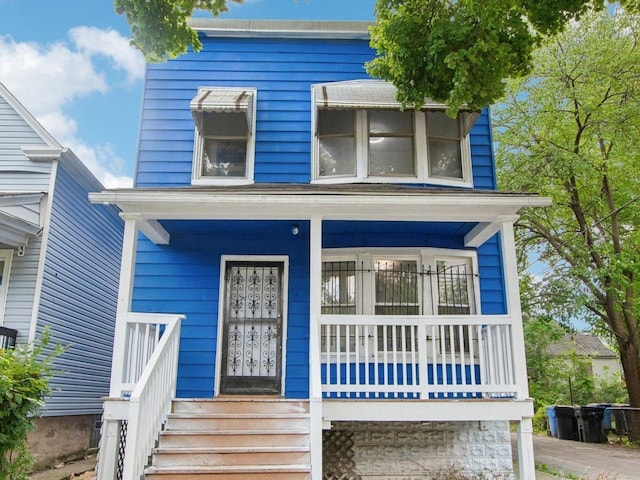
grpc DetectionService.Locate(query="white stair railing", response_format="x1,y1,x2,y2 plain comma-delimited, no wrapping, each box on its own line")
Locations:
98,313,183,480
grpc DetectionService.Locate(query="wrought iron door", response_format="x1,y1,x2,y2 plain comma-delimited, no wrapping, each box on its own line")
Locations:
220,262,284,394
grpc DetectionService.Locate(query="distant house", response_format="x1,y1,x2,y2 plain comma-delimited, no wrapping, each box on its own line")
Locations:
0,82,123,468
548,332,620,378
92,20,551,480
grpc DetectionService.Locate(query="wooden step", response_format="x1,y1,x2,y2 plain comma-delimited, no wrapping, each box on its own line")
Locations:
158,430,309,448
145,464,311,480
152,446,310,467
165,413,309,431
172,399,309,415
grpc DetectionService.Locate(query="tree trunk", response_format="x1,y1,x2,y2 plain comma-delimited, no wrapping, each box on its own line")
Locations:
618,338,640,441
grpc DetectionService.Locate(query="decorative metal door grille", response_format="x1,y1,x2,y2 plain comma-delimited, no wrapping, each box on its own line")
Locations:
220,262,283,394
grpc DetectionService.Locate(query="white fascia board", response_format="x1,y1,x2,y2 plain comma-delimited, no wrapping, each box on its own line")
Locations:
90,190,551,223
189,19,371,40
323,399,534,423
0,193,45,208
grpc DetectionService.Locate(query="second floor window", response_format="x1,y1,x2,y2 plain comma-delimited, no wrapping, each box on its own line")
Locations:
313,81,477,186
190,87,257,185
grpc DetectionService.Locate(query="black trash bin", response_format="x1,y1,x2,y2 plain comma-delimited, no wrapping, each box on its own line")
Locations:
575,405,607,443
610,405,640,436
555,405,579,440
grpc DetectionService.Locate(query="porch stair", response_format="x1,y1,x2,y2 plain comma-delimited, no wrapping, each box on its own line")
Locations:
144,398,311,480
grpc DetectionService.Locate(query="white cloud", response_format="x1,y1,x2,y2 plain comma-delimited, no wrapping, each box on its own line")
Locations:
0,28,141,187
69,26,145,83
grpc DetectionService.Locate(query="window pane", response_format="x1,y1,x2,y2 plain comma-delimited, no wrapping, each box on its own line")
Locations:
202,139,247,177
369,137,415,176
436,259,472,315
374,260,419,315
319,110,354,135
319,138,356,177
369,110,413,134
427,111,459,139
428,139,462,179
202,111,248,136
322,261,356,314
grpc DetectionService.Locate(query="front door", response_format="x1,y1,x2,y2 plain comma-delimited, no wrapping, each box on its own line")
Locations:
220,261,284,394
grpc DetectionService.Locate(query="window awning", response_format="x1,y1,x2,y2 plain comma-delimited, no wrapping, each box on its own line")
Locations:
313,81,480,136
190,88,254,133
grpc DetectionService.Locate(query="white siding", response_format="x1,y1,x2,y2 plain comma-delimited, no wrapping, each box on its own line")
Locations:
0,97,53,191
2,236,41,343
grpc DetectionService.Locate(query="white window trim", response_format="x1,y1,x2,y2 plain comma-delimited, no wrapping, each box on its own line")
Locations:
322,247,480,316
214,255,289,397
311,83,473,187
0,249,14,326
191,87,257,186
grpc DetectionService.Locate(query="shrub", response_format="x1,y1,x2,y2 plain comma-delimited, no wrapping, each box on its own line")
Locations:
0,330,63,479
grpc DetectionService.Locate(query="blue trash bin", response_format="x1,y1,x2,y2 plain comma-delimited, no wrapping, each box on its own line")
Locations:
546,405,559,437
589,403,612,433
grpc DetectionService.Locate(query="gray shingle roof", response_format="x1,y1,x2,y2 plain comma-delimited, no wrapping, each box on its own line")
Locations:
547,332,617,358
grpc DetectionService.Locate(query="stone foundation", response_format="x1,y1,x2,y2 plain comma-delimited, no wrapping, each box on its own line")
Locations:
323,421,514,479
27,414,101,471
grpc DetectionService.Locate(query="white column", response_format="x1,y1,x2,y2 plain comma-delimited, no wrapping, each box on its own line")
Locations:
517,417,536,480
500,221,529,399
501,222,536,480
97,218,138,480
108,217,139,397
309,216,323,480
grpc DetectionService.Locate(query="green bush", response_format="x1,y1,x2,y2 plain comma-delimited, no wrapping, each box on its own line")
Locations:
0,330,63,479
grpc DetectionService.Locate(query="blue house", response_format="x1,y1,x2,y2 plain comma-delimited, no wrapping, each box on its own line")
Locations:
0,82,123,468
94,20,549,480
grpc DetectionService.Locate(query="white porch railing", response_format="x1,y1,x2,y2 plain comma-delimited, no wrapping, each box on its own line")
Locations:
320,315,517,399
98,313,183,480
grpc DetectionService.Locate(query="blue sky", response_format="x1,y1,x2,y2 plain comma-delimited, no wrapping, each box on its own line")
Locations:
0,0,376,187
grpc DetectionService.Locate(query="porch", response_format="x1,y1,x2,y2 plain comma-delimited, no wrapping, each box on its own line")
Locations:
90,185,549,479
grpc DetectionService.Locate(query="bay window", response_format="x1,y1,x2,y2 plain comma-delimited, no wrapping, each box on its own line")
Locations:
313,80,478,186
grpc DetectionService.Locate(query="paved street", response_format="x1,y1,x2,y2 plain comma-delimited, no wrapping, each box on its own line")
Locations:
513,433,640,479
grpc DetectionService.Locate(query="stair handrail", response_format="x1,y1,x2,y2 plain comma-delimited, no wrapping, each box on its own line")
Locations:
121,313,183,480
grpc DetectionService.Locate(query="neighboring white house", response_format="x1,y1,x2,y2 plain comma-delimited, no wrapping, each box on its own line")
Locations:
0,82,123,468
548,332,621,378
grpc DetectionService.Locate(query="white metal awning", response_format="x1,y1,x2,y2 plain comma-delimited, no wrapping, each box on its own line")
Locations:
190,88,254,132
313,80,480,136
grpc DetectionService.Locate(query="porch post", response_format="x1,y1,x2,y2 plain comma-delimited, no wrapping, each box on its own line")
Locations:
517,417,536,480
309,216,323,480
97,218,138,480
109,217,139,397
499,221,529,399
501,222,536,480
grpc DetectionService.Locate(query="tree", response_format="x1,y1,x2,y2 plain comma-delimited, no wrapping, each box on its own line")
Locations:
114,0,244,63
114,0,639,113
495,8,640,440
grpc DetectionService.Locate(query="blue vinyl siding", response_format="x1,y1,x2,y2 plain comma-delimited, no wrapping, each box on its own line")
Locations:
131,220,311,399
36,163,123,415
135,36,497,189
131,220,507,398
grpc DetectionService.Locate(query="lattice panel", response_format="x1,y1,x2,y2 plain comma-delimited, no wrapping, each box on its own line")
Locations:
323,429,360,480
116,420,127,480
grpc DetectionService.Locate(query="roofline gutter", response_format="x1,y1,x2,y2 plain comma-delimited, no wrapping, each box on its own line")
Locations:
188,18,372,40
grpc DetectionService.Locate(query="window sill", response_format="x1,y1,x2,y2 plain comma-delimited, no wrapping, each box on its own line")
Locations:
311,176,473,188
191,178,255,186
